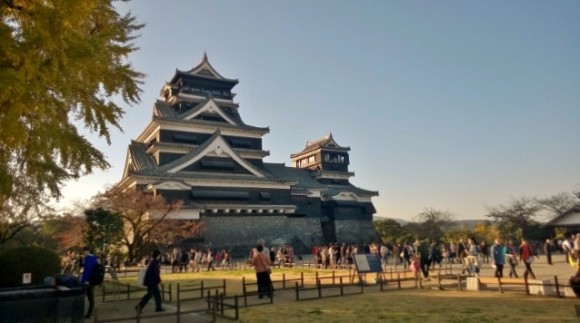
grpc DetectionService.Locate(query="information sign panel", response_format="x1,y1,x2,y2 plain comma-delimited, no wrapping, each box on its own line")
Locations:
353,254,382,273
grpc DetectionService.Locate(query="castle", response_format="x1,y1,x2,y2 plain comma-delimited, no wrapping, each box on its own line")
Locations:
117,54,378,253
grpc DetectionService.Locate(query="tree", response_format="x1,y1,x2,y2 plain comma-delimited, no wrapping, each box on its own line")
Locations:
413,207,454,241
92,188,182,262
41,214,86,253
472,221,501,243
0,178,51,245
537,192,578,220
0,0,144,239
374,218,406,243
150,219,203,247
443,225,473,243
486,197,542,239
83,207,124,257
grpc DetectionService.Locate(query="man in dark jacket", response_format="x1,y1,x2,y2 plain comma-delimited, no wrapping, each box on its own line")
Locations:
81,246,98,319
136,249,165,313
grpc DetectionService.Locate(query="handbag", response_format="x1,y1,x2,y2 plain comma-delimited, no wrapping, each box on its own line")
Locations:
137,265,148,287
525,256,534,264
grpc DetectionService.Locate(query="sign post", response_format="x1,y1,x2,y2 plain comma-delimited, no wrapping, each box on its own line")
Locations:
353,254,384,285
22,273,32,285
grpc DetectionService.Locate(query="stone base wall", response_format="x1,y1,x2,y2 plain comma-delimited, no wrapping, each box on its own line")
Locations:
335,219,378,244
201,215,323,257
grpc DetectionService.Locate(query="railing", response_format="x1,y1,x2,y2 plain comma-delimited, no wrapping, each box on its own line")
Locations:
100,282,172,303
295,277,364,301
177,279,227,301
94,285,239,323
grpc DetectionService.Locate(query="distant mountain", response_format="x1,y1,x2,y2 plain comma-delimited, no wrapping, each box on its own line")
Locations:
450,219,488,230
373,216,409,225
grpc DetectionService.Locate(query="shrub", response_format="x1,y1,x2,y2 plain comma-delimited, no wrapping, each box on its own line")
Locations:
0,246,61,287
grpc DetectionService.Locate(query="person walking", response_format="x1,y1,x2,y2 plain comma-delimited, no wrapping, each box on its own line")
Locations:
206,249,216,271
504,239,519,278
414,239,430,281
490,238,505,278
136,250,165,313
519,238,538,280
81,246,97,319
544,239,553,265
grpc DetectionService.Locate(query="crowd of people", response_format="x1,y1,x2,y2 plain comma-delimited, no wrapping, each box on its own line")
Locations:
307,234,580,284
58,232,580,317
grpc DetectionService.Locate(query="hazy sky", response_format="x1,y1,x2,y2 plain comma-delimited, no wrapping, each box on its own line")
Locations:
58,1,580,220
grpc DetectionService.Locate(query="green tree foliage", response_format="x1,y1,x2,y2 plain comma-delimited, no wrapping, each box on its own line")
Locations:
443,225,473,243
0,246,60,286
413,207,454,241
84,207,123,257
0,0,144,241
374,218,406,243
471,221,501,243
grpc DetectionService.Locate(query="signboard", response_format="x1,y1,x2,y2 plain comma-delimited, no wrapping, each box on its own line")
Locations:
22,273,31,285
353,254,382,273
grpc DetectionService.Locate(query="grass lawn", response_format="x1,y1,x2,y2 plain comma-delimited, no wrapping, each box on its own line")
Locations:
109,268,579,323
237,289,579,323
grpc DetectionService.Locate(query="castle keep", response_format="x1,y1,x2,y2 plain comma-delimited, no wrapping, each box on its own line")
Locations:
117,55,378,253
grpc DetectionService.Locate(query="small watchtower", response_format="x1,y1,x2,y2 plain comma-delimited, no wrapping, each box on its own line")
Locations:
290,133,354,184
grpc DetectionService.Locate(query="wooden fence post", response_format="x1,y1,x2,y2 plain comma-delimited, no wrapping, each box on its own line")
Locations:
301,272,304,288
242,277,247,307
223,279,226,296
554,276,561,298
283,273,286,289
211,295,217,323
295,282,300,301
317,279,322,298
340,277,344,295
176,284,181,323
200,281,204,298
397,273,401,290
235,295,239,320
206,290,211,311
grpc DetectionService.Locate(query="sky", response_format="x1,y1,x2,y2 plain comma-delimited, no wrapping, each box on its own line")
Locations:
58,1,580,221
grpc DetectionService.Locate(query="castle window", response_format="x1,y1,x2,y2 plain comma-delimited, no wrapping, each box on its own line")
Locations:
173,134,199,144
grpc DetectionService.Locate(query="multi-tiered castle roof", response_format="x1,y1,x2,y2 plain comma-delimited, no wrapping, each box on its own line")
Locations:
118,54,378,250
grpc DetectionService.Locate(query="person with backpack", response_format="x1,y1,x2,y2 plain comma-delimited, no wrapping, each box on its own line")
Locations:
81,246,98,319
